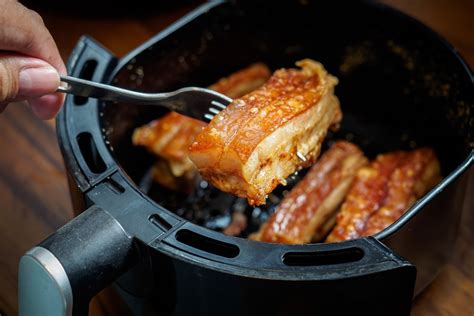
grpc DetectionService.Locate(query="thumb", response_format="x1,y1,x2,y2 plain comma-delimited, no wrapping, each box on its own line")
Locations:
0,54,59,106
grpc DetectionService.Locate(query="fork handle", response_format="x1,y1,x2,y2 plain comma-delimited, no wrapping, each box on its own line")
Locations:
57,75,160,105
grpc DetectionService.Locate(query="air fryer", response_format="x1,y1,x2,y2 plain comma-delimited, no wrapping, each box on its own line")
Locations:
19,1,473,316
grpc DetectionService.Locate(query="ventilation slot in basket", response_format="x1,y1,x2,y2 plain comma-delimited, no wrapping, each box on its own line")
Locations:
77,132,106,174
74,59,98,105
149,213,173,231
283,247,364,266
176,229,239,258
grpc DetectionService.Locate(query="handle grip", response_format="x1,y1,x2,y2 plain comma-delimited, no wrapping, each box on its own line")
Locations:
19,206,137,316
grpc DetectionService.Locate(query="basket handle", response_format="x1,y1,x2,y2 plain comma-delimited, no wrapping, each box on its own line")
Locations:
19,205,137,316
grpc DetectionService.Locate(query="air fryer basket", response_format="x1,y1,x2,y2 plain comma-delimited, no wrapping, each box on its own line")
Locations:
19,1,473,316
103,0,473,291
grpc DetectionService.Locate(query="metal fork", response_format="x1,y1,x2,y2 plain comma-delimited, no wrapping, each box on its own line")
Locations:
57,75,232,122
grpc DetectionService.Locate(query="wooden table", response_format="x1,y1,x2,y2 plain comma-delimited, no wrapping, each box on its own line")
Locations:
1,1,472,315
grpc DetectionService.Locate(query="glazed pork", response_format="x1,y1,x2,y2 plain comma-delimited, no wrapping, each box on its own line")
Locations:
132,112,206,190
133,63,271,190
189,59,342,205
208,63,272,98
326,148,441,242
251,141,368,244
360,148,441,236
325,151,406,242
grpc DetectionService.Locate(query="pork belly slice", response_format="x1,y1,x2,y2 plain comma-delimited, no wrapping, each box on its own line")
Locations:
149,159,197,192
325,151,407,242
223,212,248,236
132,63,271,190
326,148,441,242
132,112,206,185
251,141,368,244
361,148,441,236
189,59,342,205
208,63,271,99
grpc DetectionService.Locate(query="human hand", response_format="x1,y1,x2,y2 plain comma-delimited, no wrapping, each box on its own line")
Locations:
0,0,66,119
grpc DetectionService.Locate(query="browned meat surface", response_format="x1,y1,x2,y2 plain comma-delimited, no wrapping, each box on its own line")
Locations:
189,59,342,205
223,212,248,236
326,148,441,242
132,112,206,191
361,148,441,236
251,141,367,244
208,63,271,99
132,63,271,190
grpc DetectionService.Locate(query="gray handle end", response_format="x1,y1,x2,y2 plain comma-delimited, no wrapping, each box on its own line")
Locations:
19,247,73,316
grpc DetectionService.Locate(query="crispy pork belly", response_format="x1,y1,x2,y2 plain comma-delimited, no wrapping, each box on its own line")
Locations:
223,212,248,236
208,63,271,99
361,148,441,236
325,151,407,242
189,59,342,205
132,112,206,184
251,141,368,244
326,148,441,242
132,63,271,189
149,159,197,192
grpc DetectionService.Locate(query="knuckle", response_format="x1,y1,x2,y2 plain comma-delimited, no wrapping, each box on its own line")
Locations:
0,60,19,103
28,9,44,25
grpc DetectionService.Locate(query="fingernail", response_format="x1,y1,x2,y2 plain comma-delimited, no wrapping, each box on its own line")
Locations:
18,66,59,97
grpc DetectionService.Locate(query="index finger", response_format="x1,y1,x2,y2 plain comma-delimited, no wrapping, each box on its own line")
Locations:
0,0,66,75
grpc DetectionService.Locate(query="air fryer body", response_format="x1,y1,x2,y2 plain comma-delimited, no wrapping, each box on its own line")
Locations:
23,1,472,316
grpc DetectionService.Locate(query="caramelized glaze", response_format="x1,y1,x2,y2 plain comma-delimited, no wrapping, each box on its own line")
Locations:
254,141,367,244
361,148,440,236
326,148,441,241
326,151,407,242
189,59,342,205
133,63,271,190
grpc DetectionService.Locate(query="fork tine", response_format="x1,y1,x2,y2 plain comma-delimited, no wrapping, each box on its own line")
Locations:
211,100,227,109
204,113,214,121
208,107,220,115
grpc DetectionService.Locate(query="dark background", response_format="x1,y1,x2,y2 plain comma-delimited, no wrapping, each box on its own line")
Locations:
0,1,472,315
